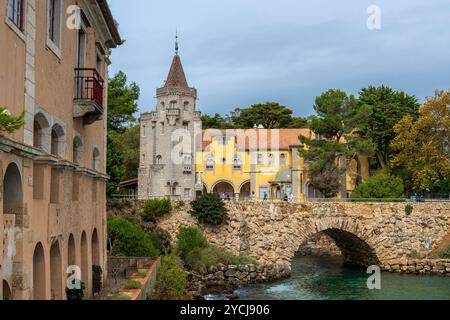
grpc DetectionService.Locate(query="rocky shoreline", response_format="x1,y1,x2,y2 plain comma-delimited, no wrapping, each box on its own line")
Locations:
186,264,291,299
382,259,450,276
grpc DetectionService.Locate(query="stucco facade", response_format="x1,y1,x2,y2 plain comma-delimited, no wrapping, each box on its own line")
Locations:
0,0,121,300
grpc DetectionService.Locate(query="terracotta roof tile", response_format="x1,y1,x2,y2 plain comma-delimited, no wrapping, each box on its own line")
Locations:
199,128,312,151
164,54,189,88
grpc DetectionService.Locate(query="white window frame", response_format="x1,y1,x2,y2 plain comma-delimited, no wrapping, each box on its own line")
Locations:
46,0,63,59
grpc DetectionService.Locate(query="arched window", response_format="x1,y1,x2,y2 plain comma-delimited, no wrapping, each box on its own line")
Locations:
268,154,275,167
51,124,65,157
160,102,165,110
170,101,177,109
183,101,189,111
205,155,215,171
33,113,50,150
155,155,163,165
92,147,100,170
73,136,83,165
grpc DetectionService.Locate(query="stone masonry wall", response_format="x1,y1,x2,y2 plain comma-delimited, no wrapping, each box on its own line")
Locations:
187,264,291,297
158,201,450,270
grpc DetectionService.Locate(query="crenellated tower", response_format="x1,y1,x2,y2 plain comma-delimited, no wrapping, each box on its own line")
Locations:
138,41,201,199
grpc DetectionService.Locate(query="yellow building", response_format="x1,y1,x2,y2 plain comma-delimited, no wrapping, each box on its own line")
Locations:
195,128,369,201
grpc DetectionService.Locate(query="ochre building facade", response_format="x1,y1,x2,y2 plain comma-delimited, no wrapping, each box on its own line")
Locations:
0,0,121,300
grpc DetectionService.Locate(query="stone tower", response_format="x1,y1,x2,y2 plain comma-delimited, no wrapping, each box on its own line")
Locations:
138,46,201,200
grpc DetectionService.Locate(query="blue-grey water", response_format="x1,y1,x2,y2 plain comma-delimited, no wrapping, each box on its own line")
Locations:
208,256,450,300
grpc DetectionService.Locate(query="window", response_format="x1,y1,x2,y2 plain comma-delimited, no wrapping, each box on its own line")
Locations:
142,125,147,138
219,135,228,145
73,136,83,165
184,102,189,111
161,122,165,134
155,155,163,165
257,154,264,166
280,154,287,167
268,154,275,167
95,45,103,73
51,124,65,157
184,188,191,199
92,148,100,171
233,155,242,170
8,0,25,31
205,155,215,171
170,101,177,109
160,102,165,111
47,0,62,48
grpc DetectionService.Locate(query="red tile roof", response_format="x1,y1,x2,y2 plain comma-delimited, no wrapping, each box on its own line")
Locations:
164,54,189,88
199,128,312,151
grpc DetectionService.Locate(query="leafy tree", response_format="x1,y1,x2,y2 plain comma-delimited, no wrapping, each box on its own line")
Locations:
231,102,294,129
176,227,208,261
351,171,405,199
358,86,420,169
107,216,160,258
391,90,450,193
201,114,232,129
0,107,24,134
287,117,309,128
300,89,374,197
110,125,140,181
106,135,126,196
190,194,228,225
107,71,140,132
106,71,140,195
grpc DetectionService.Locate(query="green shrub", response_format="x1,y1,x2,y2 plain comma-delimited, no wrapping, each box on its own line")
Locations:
108,216,160,258
92,265,103,296
124,279,142,290
185,246,257,272
432,245,450,259
405,204,414,216
142,198,172,222
136,271,148,278
351,171,405,200
176,227,208,260
190,194,228,225
151,256,188,300
66,279,85,301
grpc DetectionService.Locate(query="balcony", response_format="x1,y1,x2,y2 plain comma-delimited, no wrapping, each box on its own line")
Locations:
73,68,105,125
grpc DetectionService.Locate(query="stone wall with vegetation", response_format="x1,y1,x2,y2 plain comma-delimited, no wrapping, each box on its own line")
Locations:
187,264,291,297
158,201,450,269
384,259,450,276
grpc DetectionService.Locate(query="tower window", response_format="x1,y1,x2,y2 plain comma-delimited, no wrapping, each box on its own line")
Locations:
280,154,287,167
184,102,189,111
170,101,177,109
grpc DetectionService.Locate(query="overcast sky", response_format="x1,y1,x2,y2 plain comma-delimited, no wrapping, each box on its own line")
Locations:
108,0,450,117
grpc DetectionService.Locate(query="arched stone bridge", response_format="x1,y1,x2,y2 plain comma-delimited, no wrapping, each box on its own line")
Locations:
159,201,450,270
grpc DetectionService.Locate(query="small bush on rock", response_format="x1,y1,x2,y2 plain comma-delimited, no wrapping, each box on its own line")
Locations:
190,194,228,225
142,198,172,222
176,227,208,260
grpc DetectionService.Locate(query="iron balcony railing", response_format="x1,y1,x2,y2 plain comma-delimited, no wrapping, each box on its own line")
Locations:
74,68,104,110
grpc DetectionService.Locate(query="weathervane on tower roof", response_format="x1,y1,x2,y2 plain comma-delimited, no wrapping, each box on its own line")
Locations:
175,29,179,55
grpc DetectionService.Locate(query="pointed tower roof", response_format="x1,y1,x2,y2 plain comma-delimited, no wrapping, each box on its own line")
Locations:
164,54,189,88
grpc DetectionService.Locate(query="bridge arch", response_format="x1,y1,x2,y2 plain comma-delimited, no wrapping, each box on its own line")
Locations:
293,217,387,268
